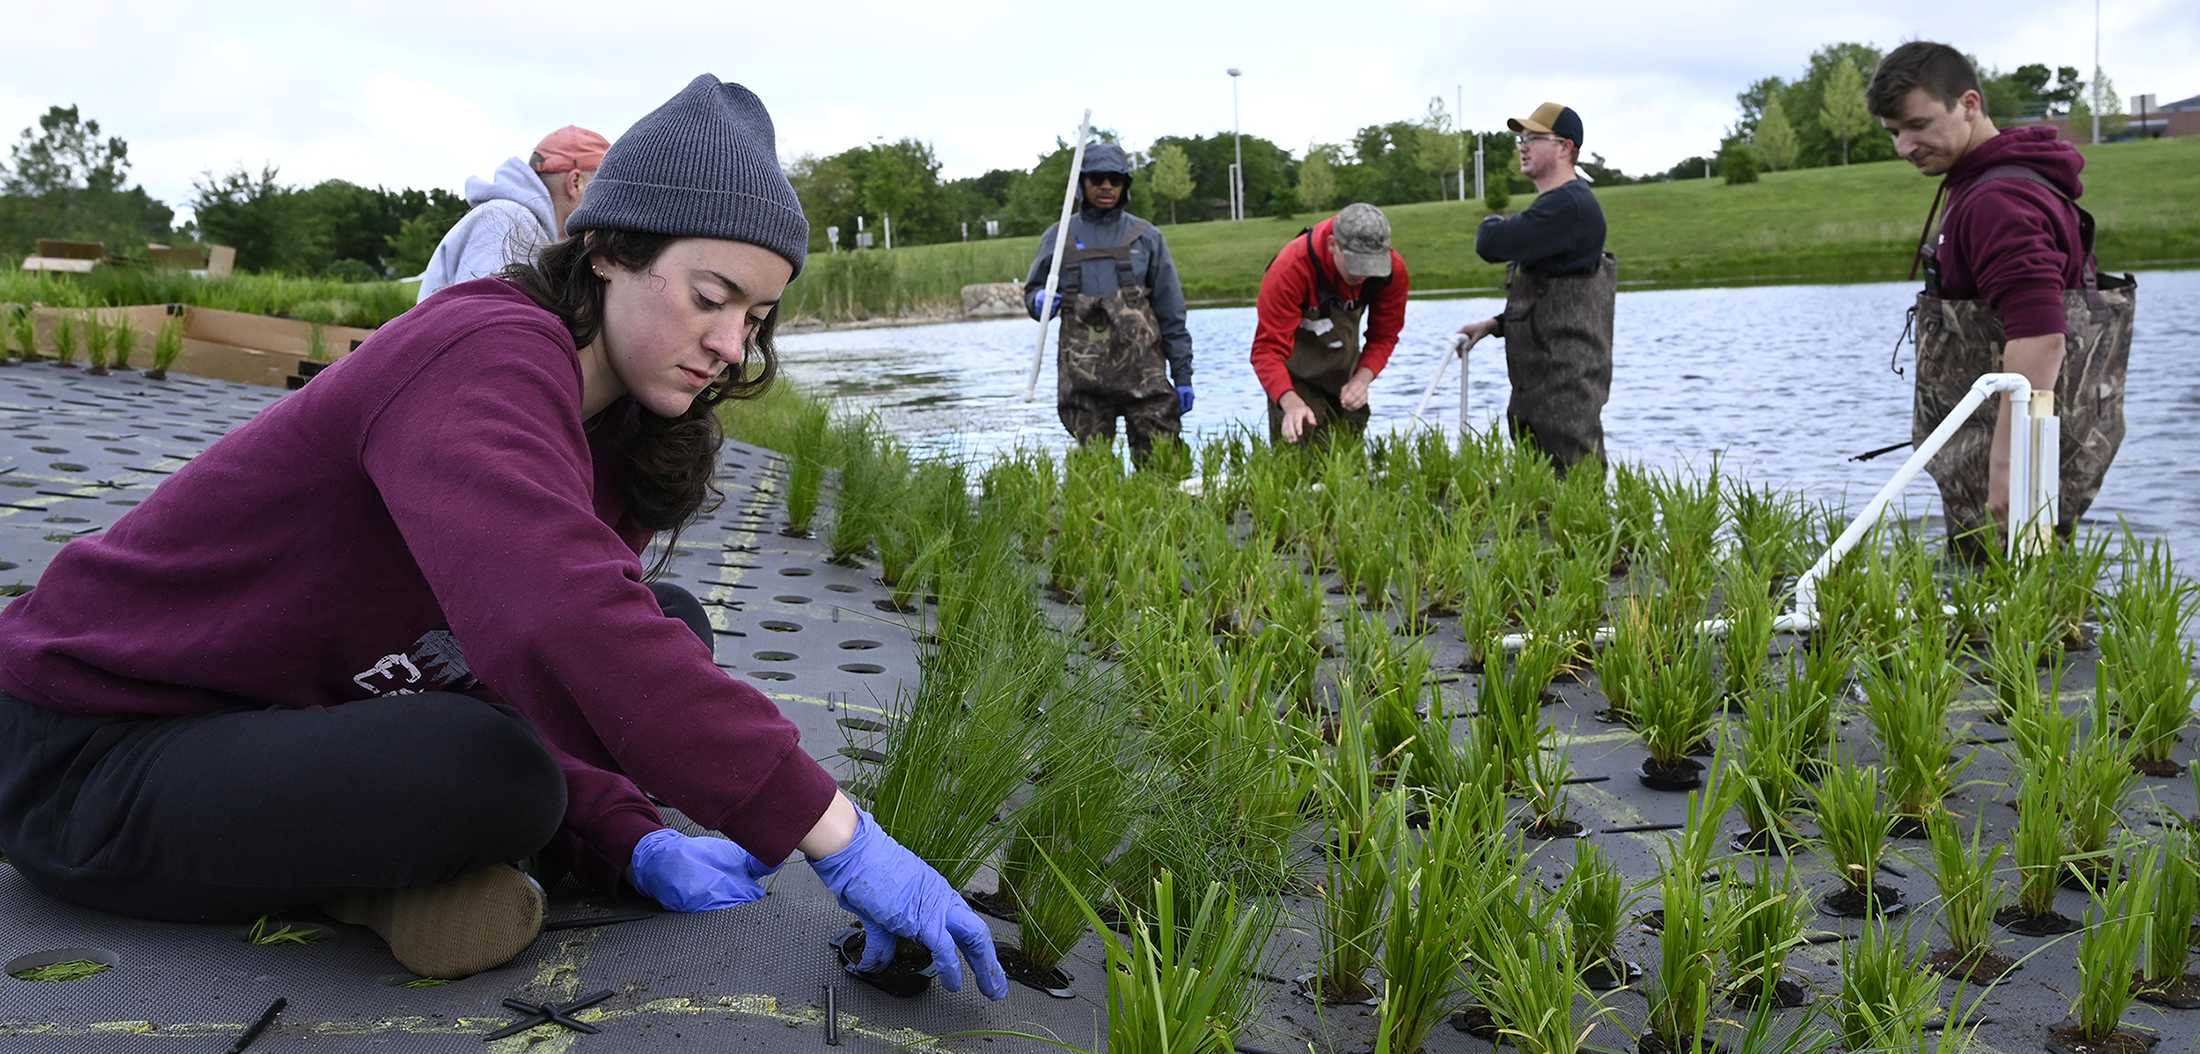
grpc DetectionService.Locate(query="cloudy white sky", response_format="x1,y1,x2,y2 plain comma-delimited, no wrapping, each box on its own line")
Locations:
4,0,2192,222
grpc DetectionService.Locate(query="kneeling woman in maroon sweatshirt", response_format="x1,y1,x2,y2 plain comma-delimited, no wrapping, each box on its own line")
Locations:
0,76,1007,995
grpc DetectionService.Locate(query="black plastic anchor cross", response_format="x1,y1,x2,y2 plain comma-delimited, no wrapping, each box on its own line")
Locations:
482,989,615,1041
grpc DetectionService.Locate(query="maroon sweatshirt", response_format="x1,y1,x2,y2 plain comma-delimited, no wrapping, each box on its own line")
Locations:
1931,125,2089,340
0,279,837,891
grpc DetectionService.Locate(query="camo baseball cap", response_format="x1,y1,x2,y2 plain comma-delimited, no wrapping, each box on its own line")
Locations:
1332,203,1392,279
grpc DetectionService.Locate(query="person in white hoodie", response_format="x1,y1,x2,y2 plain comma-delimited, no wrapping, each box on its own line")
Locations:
414,126,611,303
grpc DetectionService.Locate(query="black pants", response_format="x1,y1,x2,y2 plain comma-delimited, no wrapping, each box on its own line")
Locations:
0,581,712,923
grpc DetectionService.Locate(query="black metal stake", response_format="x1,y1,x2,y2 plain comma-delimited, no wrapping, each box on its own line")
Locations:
824,984,840,1046
225,996,287,1054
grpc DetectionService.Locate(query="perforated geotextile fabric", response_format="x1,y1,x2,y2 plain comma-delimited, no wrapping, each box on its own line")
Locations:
3,363,2199,1053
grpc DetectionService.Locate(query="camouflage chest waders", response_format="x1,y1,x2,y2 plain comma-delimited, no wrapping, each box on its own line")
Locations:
1910,166,2136,559
1267,232,1384,447
1499,253,1616,475
1055,219,1182,458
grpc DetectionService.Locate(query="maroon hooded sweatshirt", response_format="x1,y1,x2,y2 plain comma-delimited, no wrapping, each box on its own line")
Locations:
0,279,838,892
1930,124,2089,341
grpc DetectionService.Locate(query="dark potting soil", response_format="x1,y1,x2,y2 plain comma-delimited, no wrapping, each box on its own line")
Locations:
1925,947,2021,985
992,943,1074,998
1637,757,1705,791
2062,860,2120,892
1818,883,1907,918
2136,972,2200,1010
1450,1004,1502,1040
1582,959,1643,991
1635,909,1665,933
2047,1025,2159,1054
1728,828,1796,855
1593,707,1633,726
963,889,1019,923
831,927,934,998
1996,906,2083,936
1728,976,1811,1009
1521,817,1586,840
2134,756,2187,777
1638,1031,1722,1054
1295,970,1377,1005
1888,815,1932,839
873,598,919,614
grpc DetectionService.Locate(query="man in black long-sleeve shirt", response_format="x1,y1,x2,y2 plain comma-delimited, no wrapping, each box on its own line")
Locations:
1456,103,1617,473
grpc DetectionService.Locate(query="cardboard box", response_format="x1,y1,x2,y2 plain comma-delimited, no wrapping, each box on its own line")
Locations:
146,244,236,279
25,304,377,389
34,240,103,260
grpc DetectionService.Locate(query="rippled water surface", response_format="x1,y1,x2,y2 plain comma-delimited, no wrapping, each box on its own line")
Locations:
778,271,2199,562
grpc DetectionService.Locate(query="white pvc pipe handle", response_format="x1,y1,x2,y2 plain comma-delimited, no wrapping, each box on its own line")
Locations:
1023,109,1093,402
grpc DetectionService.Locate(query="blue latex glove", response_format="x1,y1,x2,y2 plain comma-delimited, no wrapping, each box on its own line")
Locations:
630,828,782,912
807,807,1008,1000
1029,288,1056,320
1176,385,1194,414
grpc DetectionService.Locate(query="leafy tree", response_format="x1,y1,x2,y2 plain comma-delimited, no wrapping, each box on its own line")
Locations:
1269,184,1300,220
1147,143,1194,224
1483,180,1510,213
2091,70,2127,138
1819,58,1874,164
1721,141,1761,184
1578,152,1635,186
0,105,173,256
1297,144,1337,213
1413,97,1464,200
1753,96,1799,171
193,165,316,273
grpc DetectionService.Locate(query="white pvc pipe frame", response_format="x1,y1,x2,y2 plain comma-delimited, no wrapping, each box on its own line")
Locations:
1495,372,2051,652
1022,110,1094,402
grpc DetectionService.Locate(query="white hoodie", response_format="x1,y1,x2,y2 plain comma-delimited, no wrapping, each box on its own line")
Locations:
413,157,559,303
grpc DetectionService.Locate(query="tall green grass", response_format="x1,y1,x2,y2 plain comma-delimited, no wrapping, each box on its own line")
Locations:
0,267,415,328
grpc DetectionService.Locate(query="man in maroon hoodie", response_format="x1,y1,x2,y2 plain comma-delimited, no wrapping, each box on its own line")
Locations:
1869,42,2135,557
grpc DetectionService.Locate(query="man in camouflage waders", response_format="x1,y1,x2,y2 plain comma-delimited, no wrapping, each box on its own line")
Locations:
1869,43,2134,560
1250,203,1410,446
1024,143,1193,463
1455,103,1614,478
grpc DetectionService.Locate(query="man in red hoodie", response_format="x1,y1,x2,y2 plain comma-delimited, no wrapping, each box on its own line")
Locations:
1251,203,1410,445
1869,42,2135,557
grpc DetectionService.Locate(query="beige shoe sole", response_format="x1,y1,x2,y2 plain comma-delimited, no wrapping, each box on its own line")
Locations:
326,864,546,979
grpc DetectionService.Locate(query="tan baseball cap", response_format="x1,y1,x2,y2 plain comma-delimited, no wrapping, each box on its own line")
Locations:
1506,103,1584,149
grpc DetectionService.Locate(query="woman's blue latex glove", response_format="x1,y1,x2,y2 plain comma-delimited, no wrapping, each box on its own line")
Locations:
630,828,782,912
807,807,1008,1000
1177,385,1195,414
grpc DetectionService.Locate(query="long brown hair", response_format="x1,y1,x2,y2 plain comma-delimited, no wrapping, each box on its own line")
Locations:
504,229,782,576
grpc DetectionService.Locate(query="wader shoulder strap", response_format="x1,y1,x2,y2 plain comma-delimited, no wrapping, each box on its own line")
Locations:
1925,165,2101,292
1058,217,1154,294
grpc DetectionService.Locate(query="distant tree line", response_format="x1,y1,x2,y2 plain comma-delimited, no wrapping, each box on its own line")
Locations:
0,104,466,280
1703,43,2123,184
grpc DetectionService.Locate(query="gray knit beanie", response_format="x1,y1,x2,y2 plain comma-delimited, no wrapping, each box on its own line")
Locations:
565,74,809,277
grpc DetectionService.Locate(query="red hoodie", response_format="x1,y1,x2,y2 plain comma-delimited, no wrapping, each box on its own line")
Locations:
1931,125,2089,340
1249,218,1410,403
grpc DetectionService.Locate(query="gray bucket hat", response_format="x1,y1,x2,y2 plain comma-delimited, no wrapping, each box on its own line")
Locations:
565,74,810,277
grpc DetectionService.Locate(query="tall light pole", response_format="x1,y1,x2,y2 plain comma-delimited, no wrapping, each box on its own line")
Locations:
1228,68,1244,221
2091,0,2102,145
1456,84,1466,201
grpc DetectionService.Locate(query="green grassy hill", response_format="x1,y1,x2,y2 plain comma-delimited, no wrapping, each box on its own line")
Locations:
783,134,2200,320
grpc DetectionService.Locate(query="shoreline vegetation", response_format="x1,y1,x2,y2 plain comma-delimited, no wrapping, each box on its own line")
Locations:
2,138,2192,333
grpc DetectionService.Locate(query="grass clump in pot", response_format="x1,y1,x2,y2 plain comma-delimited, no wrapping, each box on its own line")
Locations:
1631,629,1719,788
1563,837,1638,989
5,306,33,361
147,317,183,380
2064,700,2140,889
1377,785,1506,1054
1716,555,1778,701
51,312,78,366
2005,757,2073,930
1301,702,1398,1004
1470,881,1598,1054
775,394,833,536
2138,824,2200,1004
110,313,136,369
83,312,111,375
2099,534,2198,776
1472,625,1569,799
1726,852,1810,1008
2061,842,2157,1053
1811,762,1898,915
1837,913,1938,1054
997,672,1143,986
1859,630,1966,834
1731,684,1807,852
1642,838,1733,1054
1923,810,2012,982
1041,869,1273,1054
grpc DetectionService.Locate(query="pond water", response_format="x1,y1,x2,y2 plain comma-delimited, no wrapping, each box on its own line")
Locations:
777,270,2200,565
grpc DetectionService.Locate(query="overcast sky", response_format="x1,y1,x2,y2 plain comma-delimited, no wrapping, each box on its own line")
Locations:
4,0,2192,222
